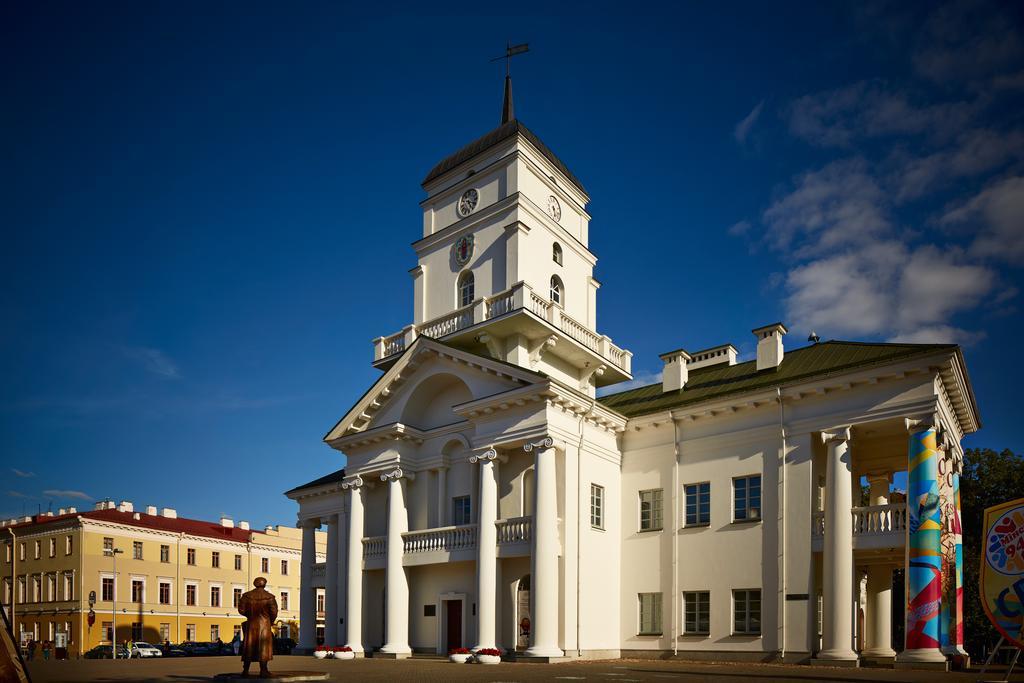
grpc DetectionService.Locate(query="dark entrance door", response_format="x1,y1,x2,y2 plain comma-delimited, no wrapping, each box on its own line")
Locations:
445,600,462,652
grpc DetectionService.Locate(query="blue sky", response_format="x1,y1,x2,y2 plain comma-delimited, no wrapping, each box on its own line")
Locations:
2,1,1022,527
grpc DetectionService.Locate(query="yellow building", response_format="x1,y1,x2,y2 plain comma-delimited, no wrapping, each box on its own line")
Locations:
1,499,326,658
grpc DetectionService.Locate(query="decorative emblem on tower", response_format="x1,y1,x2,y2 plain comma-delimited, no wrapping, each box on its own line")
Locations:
457,188,479,217
453,234,474,266
546,195,561,222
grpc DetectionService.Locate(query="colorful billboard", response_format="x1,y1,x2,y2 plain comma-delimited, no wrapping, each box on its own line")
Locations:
980,497,1024,649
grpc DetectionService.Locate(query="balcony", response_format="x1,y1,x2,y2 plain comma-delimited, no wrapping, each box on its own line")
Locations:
371,281,632,385
811,503,907,552
496,516,532,558
310,562,326,589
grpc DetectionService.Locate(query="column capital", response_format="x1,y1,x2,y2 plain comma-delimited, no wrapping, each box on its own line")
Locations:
469,447,504,464
864,471,892,484
341,475,364,490
298,517,321,529
903,415,937,434
819,426,851,444
523,436,554,453
380,467,414,482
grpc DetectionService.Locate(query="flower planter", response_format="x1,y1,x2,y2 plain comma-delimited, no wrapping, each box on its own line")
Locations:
475,654,501,664
313,650,328,659
335,651,355,660
448,653,472,663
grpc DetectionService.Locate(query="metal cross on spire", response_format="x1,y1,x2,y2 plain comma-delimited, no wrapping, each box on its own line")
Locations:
491,42,529,124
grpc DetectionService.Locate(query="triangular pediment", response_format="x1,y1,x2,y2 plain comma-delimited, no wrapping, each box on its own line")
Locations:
323,337,546,444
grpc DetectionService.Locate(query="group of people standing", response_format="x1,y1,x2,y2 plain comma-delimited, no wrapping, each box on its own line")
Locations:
22,640,59,660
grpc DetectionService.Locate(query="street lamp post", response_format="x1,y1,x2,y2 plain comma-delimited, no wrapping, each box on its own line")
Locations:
105,547,123,659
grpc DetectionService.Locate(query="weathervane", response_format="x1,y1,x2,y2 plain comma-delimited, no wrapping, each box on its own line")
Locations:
491,42,529,77
492,42,528,124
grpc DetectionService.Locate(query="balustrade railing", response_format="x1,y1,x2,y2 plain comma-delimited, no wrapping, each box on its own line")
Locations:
362,536,386,559
558,310,601,353
496,516,532,545
811,503,907,540
487,290,515,318
419,306,473,340
382,332,405,358
402,524,477,554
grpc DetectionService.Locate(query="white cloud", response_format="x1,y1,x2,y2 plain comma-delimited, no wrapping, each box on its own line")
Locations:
6,491,31,499
889,326,985,345
895,246,996,330
727,220,752,236
893,129,1024,201
734,100,764,144
911,0,1024,85
11,468,35,478
940,176,1024,262
123,346,179,378
42,489,92,501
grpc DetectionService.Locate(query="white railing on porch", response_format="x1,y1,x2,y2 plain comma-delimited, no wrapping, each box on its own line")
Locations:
362,535,386,559
496,516,532,545
402,524,477,554
811,503,907,539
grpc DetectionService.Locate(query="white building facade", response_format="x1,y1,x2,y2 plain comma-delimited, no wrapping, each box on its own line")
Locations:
287,83,980,667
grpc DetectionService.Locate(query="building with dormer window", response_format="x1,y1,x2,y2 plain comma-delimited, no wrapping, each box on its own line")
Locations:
286,77,979,669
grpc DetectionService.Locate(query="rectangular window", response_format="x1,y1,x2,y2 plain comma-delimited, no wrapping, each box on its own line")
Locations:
280,559,288,575
132,622,143,641
187,548,196,565
48,538,56,558
733,589,761,635
32,577,40,602
210,624,219,641
160,623,170,642
19,542,25,561
160,545,170,563
734,475,762,521
131,579,144,603
452,495,472,526
186,584,196,606
280,591,289,611
316,592,325,613
590,484,605,529
103,537,113,554
102,621,113,643
65,535,73,555
210,586,221,607
212,551,220,568
133,541,143,560
639,489,663,531
233,588,243,608
63,573,73,600
47,575,56,601
261,557,269,573
159,582,171,605
683,591,711,634
684,482,711,526
4,542,10,563
101,577,114,601
234,554,242,571
638,592,663,635
186,624,196,642
34,540,40,559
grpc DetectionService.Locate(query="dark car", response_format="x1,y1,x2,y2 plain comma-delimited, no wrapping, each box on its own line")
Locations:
161,644,187,657
273,638,296,655
180,641,215,656
84,645,128,659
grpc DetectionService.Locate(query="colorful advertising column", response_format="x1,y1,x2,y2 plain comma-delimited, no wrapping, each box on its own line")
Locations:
938,448,964,658
896,424,947,666
953,471,965,651
981,497,1024,651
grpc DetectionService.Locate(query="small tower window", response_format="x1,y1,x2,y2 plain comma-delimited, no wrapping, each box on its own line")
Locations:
552,242,563,265
550,275,563,306
458,271,475,307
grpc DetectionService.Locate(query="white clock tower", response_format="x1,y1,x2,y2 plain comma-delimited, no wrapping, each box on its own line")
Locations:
371,75,632,395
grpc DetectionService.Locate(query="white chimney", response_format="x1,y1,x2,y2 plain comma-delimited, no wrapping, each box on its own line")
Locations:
687,344,738,370
753,323,788,371
68,507,77,514
146,506,157,516
58,508,66,516
133,512,141,520
117,500,134,513
161,507,177,519
220,516,234,528
659,348,692,392
239,521,250,530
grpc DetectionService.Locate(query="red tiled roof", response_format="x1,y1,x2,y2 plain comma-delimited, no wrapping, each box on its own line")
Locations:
3,508,262,543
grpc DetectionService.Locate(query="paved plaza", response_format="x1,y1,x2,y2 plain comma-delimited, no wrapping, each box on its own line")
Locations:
24,656,1024,683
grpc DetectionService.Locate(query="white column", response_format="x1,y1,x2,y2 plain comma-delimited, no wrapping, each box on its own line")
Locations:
342,477,365,653
863,565,896,658
380,468,411,657
298,517,320,652
524,437,563,658
819,427,857,661
335,509,347,646
437,466,448,527
325,514,339,646
471,449,499,651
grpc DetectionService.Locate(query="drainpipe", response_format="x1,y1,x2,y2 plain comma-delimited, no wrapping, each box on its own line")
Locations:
777,387,787,661
671,413,680,656
176,532,182,643
576,397,595,658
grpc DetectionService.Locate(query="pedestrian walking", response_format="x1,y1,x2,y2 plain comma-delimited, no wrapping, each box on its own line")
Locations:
27,640,36,660
42,641,51,660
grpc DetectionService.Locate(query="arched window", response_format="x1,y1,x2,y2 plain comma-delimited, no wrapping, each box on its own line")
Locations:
552,242,563,265
458,271,475,307
550,275,563,306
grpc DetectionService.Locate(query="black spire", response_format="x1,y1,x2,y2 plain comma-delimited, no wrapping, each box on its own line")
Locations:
501,74,514,124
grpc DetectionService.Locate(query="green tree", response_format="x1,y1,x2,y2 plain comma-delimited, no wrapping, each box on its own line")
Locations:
959,447,1024,658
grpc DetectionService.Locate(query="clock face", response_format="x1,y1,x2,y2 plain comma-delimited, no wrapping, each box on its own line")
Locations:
547,195,562,222
457,189,479,217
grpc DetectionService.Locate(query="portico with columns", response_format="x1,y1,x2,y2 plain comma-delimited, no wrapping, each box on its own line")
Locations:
284,75,980,667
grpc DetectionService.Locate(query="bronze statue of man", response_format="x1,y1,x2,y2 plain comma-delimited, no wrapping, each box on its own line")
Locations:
238,577,278,678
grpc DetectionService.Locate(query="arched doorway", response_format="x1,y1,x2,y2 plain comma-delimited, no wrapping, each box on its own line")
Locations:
516,575,531,651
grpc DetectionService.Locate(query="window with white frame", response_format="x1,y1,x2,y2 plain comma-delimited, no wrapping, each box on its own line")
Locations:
160,544,170,563
458,270,475,307
133,541,143,560
235,554,242,571
102,537,113,554
211,624,220,641
63,573,73,600
552,242,563,265
639,489,663,531
186,623,196,642
47,574,56,601
316,592,325,613
733,589,761,635
17,577,25,602
65,535,73,555
550,275,563,305
683,591,710,634
638,592,662,635
4,542,10,563
233,587,243,608
185,583,197,606
210,585,221,608
19,542,25,561
3,579,10,605
281,559,288,575
733,475,762,521
280,590,289,611
34,540,40,559
159,581,171,605
131,579,144,603
102,621,113,643
452,496,472,526
32,576,40,602
49,538,56,558
187,548,196,565
684,482,711,526
160,623,170,642
102,577,115,601
261,557,269,573
212,551,220,568
590,484,604,529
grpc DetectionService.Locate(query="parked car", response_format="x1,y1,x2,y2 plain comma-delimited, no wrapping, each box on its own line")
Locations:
131,641,163,657
162,644,188,657
84,645,128,659
273,638,296,655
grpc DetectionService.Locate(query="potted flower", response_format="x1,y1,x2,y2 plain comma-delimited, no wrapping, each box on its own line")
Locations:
448,647,473,663
475,648,502,664
313,645,329,659
334,645,354,660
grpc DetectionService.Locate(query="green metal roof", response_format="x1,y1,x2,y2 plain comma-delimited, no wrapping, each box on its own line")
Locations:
285,467,345,495
598,340,957,418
